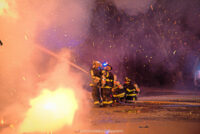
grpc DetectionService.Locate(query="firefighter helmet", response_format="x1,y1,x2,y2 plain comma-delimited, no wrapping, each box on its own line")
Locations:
92,61,102,68
104,64,112,71
102,61,108,67
102,61,112,70
125,77,131,82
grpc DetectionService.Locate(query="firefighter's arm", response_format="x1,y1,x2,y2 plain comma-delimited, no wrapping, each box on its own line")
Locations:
134,83,140,93
112,88,115,92
90,70,100,84
119,84,123,89
101,75,106,86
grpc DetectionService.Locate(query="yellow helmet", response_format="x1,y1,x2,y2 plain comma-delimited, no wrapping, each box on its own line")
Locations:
125,77,131,82
92,61,102,68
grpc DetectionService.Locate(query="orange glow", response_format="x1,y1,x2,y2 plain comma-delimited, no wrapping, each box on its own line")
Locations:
1,119,4,125
35,44,89,74
19,88,78,133
0,0,8,14
0,0,17,18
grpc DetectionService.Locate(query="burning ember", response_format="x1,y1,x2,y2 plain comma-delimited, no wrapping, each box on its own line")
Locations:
19,88,78,133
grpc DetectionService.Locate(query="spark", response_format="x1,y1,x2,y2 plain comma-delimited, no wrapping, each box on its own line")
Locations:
24,35,28,40
173,21,176,25
22,76,26,81
9,124,14,128
173,50,176,55
150,5,153,11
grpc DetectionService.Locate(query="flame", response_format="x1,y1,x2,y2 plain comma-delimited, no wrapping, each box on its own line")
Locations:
1,119,4,125
0,0,8,14
19,88,78,133
0,0,17,18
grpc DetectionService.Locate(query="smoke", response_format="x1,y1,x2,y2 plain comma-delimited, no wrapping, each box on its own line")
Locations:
37,0,94,50
17,50,89,133
0,0,93,133
0,0,199,132
78,0,200,87
112,0,155,16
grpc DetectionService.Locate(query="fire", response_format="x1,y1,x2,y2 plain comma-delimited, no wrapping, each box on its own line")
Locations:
0,0,8,14
0,0,17,18
1,119,4,125
19,88,78,133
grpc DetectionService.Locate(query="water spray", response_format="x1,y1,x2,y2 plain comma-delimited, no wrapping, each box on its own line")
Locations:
35,44,89,74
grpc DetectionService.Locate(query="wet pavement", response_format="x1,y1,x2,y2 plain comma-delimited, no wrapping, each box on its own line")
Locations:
1,89,200,134
88,95,200,134
90,101,200,124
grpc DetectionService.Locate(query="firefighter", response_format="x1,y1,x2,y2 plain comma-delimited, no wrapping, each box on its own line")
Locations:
123,77,140,102
101,63,114,106
90,61,102,106
112,75,125,103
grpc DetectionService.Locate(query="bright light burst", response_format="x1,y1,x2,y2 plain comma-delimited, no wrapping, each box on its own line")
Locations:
0,0,17,18
19,88,78,133
0,0,8,14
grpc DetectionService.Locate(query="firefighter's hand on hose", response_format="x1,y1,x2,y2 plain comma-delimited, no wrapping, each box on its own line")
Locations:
101,78,106,87
112,88,115,92
93,77,100,84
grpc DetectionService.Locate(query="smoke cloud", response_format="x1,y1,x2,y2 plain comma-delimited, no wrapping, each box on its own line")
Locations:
112,0,155,16
0,0,93,133
37,0,94,50
78,0,200,87
0,0,200,132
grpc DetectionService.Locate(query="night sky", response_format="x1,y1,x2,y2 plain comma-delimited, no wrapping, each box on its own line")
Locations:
2,0,199,88
1,1,200,133
74,0,200,88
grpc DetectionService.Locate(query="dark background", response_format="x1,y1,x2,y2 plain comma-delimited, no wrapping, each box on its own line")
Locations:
40,0,200,88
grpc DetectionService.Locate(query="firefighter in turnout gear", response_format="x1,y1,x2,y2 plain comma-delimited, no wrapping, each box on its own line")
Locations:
112,75,125,103
90,61,102,106
101,63,114,106
123,77,140,102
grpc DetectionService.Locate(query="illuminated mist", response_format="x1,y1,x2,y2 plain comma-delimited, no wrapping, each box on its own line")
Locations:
78,0,200,87
0,0,93,133
19,88,78,133
0,0,200,133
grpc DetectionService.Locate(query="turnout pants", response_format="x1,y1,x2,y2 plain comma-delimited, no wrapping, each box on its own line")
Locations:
126,91,138,102
92,86,101,105
101,88,113,105
113,89,125,103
